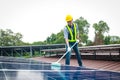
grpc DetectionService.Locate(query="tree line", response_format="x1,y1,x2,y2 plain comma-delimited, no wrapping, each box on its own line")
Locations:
0,17,120,46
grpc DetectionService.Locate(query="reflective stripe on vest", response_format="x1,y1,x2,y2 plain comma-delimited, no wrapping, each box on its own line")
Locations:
66,23,77,42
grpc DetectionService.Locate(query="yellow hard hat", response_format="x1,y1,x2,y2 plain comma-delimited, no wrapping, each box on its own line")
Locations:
65,14,73,22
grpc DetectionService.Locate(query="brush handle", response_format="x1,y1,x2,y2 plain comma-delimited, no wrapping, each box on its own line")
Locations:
56,41,78,63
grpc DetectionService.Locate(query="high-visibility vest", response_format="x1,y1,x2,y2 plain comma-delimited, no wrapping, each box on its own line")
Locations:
66,23,77,42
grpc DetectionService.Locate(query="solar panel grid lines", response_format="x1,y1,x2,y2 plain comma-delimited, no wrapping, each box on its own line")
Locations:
0,56,120,80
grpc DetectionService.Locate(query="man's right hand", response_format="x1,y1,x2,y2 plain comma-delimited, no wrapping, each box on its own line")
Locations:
76,39,79,43
67,46,71,52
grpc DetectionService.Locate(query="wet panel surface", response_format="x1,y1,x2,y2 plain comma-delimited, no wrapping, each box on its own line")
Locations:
0,56,120,80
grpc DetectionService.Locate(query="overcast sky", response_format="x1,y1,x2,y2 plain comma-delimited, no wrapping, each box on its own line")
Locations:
0,0,120,43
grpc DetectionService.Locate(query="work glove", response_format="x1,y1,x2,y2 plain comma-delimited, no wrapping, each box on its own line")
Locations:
76,39,79,43
67,46,71,52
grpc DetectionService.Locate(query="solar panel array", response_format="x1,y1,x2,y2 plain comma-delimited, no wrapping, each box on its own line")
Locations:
0,56,120,80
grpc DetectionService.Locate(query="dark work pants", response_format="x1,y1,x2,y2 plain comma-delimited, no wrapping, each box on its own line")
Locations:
65,42,83,66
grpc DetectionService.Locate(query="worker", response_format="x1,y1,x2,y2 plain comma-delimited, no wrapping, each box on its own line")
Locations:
63,14,83,66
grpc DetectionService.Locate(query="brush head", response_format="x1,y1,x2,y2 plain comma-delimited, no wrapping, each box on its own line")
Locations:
51,62,61,70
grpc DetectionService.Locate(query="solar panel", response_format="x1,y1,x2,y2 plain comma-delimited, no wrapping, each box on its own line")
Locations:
0,56,120,80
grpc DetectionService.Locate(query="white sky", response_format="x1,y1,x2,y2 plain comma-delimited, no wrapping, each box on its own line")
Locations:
0,0,120,43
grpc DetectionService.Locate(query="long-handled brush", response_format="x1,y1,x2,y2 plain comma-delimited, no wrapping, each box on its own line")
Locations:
51,41,78,70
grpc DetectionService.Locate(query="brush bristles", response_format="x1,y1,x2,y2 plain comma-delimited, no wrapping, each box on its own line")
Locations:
51,62,61,70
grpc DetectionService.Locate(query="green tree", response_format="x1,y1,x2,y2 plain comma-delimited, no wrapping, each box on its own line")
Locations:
45,30,65,44
93,20,109,45
104,35,111,45
46,37,51,44
32,41,46,45
110,36,120,44
0,29,23,46
46,33,57,44
74,17,90,45
104,35,120,44
54,30,65,44
86,40,94,46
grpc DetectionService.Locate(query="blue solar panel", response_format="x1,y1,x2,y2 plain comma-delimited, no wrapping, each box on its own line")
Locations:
0,56,120,80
